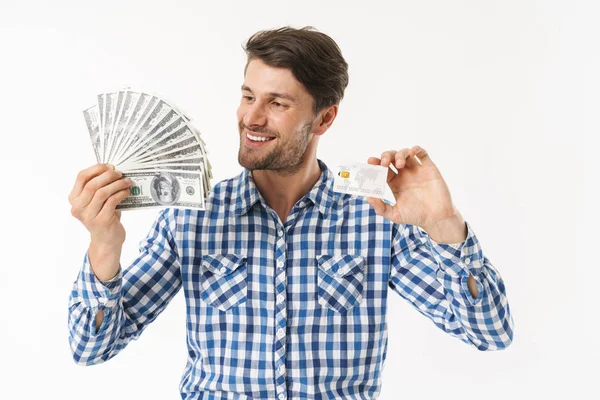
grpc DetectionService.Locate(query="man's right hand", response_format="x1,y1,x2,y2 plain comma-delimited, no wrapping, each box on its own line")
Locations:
69,163,133,281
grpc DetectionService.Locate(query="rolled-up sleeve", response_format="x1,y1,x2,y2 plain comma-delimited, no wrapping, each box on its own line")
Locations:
68,208,182,365
388,221,514,351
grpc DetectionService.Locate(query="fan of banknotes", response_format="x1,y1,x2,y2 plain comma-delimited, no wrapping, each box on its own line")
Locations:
82,88,212,211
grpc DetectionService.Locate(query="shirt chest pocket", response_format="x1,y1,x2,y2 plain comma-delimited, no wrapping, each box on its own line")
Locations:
316,254,365,313
199,254,248,312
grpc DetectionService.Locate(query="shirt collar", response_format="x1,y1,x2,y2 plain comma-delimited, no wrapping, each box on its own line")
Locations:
234,159,335,218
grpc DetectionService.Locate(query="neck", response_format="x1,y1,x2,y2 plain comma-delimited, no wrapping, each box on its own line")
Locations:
251,157,322,223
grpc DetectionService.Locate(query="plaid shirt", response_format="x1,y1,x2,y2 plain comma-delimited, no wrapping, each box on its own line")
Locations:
68,160,513,400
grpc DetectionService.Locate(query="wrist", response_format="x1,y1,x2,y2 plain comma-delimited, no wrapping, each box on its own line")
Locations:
88,239,122,281
421,212,467,245
89,233,124,253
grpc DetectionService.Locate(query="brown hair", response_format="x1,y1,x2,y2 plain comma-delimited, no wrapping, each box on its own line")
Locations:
243,26,349,114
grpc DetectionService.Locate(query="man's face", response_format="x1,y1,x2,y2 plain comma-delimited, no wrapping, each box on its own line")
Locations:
158,181,172,201
237,58,317,174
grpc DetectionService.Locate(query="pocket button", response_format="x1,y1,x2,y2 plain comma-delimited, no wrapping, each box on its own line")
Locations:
337,266,349,275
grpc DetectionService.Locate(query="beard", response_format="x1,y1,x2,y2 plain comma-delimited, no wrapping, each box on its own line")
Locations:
237,120,313,175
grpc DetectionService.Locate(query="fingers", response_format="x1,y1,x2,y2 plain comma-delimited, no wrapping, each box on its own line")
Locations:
394,148,421,169
367,157,381,166
379,149,416,169
370,146,431,171
69,164,114,203
366,197,394,220
70,170,129,223
96,187,131,222
86,178,133,218
409,145,433,166
378,150,397,168
73,168,124,210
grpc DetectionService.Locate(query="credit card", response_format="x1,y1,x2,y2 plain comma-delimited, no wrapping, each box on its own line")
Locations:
333,163,389,199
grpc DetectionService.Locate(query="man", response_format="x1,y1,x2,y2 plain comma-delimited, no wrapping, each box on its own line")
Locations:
152,172,178,204
68,27,513,400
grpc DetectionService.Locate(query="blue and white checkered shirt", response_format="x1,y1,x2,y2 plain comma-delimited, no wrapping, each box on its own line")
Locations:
69,160,513,400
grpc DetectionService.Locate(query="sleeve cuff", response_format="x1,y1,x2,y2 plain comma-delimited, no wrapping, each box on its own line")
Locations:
76,252,122,309
425,220,484,278
98,268,122,289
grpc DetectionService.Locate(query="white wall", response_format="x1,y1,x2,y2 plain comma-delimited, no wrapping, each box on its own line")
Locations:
0,0,595,398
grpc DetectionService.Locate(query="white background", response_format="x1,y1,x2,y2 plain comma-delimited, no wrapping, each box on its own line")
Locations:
0,1,596,399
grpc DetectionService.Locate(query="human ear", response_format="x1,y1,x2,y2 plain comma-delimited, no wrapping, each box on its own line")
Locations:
313,104,338,136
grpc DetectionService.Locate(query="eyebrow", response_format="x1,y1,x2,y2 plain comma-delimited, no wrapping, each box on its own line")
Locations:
241,85,296,103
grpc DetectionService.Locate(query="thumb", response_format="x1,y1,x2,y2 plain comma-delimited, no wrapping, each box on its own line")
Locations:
367,197,392,219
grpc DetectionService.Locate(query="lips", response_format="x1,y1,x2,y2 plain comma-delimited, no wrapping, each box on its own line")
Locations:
245,131,276,143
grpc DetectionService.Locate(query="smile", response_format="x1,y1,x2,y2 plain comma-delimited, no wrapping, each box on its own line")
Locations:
246,132,275,142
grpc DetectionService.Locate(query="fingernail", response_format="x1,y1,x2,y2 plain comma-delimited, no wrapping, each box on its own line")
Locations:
106,163,115,170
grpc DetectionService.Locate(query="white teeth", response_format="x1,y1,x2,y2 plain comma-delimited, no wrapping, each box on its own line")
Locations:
247,133,274,142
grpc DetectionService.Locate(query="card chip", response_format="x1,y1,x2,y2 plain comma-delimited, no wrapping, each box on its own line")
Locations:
338,171,350,178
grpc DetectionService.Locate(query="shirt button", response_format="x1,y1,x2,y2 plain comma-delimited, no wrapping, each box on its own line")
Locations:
277,294,284,303
278,365,286,374
277,328,285,339
278,261,285,269
278,394,285,400
464,257,471,265
219,267,226,274
277,228,283,236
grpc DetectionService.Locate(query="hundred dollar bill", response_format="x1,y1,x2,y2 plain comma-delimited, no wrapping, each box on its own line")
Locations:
122,161,204,175
123,98,172,156
105,90,126,163
100,93,116,162
188,124,212,179
156,95,192,123
112,93,156,163
97,93,106,162
118,170,205,210
119,86,193,124
104,91,120,163
118,113,189,165
332,163,388,199
122,160,210,199
83,105,101,162
111,90,139,165
132,154,211,175
128,139,204,166
128,156,205,166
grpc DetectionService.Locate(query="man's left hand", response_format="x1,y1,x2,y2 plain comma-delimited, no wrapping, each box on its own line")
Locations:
366,146,460,233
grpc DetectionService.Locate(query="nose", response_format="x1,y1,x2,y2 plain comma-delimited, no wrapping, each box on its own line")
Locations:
243,101,267,128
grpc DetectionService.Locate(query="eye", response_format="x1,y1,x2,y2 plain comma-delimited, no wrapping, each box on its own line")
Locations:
242,95,254,102
272,102,286,109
